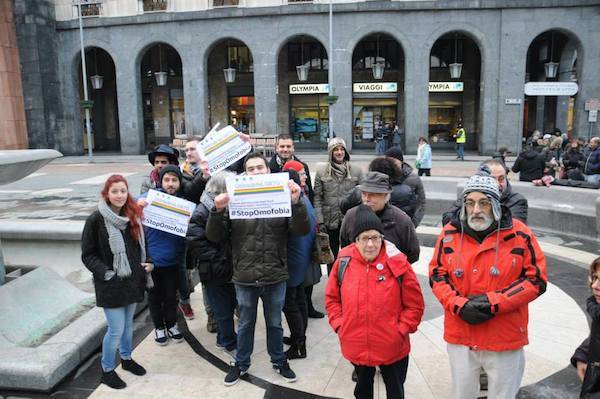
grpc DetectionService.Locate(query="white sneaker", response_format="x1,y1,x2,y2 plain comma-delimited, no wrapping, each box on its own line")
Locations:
167,325,184,343
154,328,168,346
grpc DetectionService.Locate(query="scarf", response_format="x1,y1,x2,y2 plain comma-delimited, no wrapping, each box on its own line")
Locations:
150,169,160,186
98,199,148,283
328,161,349,179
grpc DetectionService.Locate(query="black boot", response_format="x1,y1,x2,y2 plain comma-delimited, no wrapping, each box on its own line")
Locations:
101,370,126,389
285,343,299,360
286,339,307,360
283,336,292,346
122,359,146,376
297,339,307,359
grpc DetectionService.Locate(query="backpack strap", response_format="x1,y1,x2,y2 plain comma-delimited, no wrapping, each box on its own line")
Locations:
336,256,352,286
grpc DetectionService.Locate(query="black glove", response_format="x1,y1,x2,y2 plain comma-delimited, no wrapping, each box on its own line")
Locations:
459,300,495,325
319,223,328,234
468,294,493,315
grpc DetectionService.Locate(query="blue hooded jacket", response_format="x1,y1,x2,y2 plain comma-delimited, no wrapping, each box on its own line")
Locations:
286,194,317,287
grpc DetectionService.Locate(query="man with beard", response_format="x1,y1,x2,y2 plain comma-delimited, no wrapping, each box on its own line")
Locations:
443,161,528,225
269,135,314,203
429,168,547,399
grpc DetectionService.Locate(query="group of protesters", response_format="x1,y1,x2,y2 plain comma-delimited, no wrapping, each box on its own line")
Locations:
511,130,600,188
80,129,600,399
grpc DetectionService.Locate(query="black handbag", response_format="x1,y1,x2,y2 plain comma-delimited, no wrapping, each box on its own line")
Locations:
581,362,600,398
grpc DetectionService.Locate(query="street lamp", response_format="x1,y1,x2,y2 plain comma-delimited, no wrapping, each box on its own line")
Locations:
73,0,102,160
449,34,463,79
372,35,384,80
90,48,103,90
327,0,334,141
296,36,309,82
155,44,168,86
224,41,237,84
544,32,558,79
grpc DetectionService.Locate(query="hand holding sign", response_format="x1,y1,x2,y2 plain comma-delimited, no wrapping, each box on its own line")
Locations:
226,173,292,219
288,180,301,205
214,193,230,211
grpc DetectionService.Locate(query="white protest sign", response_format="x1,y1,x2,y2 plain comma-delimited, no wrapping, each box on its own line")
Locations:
198,125,251,174
142,189,196,237
226,173,292,219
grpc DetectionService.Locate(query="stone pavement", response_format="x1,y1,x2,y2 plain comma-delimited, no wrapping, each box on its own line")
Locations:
87,240,589,399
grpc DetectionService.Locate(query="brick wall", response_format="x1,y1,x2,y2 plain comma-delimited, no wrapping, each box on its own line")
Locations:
0,0,27,149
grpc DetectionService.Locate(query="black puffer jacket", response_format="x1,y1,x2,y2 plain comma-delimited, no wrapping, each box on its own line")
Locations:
81,210,147,308
562,148,585,171
512,148,546,182
206,201,310,286
398,162,426,227
187,194,232,286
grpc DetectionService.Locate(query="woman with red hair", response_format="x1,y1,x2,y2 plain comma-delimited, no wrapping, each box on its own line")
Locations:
81,174,152,389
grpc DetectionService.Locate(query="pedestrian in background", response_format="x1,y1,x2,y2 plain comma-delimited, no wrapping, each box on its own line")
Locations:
386,147,427,227
512,144,546,182
82,174,150,389
416,136,432,177
453,123,466,161
326,205,424,399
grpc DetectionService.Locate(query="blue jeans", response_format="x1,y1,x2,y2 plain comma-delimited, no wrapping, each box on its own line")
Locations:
585,174,600,185
234,281,287,371
101,303,136,372
204,283,237,350
455,143,465,159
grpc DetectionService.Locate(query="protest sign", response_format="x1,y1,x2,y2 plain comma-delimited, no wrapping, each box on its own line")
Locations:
198,125,251,174
226,173,292,219
142,189,196,237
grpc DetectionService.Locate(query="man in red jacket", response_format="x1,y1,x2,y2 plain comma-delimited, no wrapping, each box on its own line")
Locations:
326,204,424,399
429,168,548,399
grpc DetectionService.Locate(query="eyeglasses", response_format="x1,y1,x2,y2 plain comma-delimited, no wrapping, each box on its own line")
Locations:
357,235,383,245
464,199,492,209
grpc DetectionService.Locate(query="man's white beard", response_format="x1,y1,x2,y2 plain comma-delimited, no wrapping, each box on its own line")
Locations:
467,212,494,231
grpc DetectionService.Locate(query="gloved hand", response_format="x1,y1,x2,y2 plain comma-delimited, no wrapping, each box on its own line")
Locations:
459,300,495,325
318,223,328,234
468,294,493,314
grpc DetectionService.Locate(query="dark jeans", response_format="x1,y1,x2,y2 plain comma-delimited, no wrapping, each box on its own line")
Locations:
234,281,287,371
204,283,237,351
327,228,341,275
455,143,465,159
418,168,431,176
149,266,179,329
354,356,409,399
283,285,308,342
178,248,190,303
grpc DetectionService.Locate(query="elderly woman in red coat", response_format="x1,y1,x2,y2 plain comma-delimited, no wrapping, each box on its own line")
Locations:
325,204,424,399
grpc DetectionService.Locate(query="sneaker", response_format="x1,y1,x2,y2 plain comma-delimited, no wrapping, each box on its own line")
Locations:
167,325,184,343
101,370,126,389
179,303,195,320
273,361,297,383
224,364,246,386
155,328,168,346
121,359,146,376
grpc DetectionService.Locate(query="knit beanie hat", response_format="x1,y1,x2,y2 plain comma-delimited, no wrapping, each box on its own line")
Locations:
351,204,385,242
282,160,305,173
327,137,350,162
159,164,183,184
461,164,501,222
385,147,404,162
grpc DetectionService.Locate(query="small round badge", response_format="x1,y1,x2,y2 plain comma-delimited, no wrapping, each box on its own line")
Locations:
454,268,464,278
376,263,384,271
490,266,500,277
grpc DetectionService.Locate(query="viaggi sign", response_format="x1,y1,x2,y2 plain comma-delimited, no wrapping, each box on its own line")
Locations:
428,82,464,92
353,82,398,93
289,84,329,94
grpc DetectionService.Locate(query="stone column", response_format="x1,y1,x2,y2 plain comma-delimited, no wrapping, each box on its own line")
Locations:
253,49,278,135
329,44,352,150
574,36,600,140
181,47,208,136
404,51,429,155
479,37,501,155
114,53,144,154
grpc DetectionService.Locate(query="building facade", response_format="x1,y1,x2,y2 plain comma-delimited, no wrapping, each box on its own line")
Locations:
12,0,600,155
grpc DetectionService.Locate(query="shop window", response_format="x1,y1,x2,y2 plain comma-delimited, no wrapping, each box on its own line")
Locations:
229,96,255,134
78,3,102,17
214,0,239,6
228,46,253,73
288,42,327,71
143,0,168,12
290,94,329,144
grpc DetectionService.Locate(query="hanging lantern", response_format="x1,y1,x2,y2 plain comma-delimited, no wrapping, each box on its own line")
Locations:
544,62,559,79
296,65,309,82
223,41,237,84
90,74,103,90
372,62,385,80
155,44,167,86
449,63,463,79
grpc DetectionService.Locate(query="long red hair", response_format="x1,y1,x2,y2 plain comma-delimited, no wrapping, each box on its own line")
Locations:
101,174,143,242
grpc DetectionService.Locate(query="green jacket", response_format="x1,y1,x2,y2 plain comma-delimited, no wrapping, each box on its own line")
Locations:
205,201,310,286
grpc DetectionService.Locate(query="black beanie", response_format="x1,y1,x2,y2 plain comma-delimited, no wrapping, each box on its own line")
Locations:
159,164,183,184
385,147,404,162
351,204,385,242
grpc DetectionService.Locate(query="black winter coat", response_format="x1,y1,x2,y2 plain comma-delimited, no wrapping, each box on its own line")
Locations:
563,148,585,171
398,162,426,227
187,201,232,286
81,210,147,308
206,201,310,286
512,149,546,182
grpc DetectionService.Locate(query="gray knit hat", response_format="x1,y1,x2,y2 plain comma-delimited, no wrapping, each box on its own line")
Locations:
461,164,501,221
